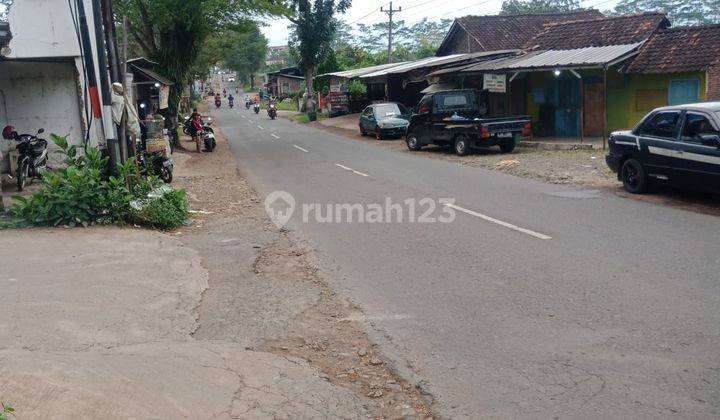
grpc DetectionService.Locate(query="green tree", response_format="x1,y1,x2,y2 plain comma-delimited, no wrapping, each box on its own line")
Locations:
114,0,288,146
500,0,581,14
407,18,453,58
288,0,352,100
613,0,720,25
356,20,412,53
218,22,268,88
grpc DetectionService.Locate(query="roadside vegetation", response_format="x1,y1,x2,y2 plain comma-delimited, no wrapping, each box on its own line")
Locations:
0,135,187,230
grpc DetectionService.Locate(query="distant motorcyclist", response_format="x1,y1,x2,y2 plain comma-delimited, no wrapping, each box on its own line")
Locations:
228,94,234,108
223,89,227,98
214,93,221,108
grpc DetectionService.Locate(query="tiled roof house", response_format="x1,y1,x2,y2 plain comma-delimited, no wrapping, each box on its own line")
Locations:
625,24,720,100
524,12,670,50
436,10,603,56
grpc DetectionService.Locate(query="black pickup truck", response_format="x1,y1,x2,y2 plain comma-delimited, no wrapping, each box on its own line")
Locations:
405,89,532,155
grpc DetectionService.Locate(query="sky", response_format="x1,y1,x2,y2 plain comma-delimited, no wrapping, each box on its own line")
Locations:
260,0,621,46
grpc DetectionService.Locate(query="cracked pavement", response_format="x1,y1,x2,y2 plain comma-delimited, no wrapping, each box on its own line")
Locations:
0,228,367,419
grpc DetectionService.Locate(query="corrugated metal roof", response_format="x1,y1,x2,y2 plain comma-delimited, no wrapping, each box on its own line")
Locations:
130,65,174,86
460,43,642,72
319,62,410,79
360,54,468,78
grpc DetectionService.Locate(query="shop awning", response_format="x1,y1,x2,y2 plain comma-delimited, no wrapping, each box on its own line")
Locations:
454,43,643,74
319,62,410,79
360,54,470,79
130,64,174,86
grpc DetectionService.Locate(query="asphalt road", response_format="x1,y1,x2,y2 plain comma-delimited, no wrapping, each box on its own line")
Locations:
210,89,719,419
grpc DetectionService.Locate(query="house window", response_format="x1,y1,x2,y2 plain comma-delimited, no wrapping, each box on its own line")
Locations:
668,79,699,105
281,82,290,94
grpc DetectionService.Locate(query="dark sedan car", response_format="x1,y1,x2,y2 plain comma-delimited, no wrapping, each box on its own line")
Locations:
359,103,410,140
606,102,720,194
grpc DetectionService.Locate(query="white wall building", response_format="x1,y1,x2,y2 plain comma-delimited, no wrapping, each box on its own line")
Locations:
0,0,111,172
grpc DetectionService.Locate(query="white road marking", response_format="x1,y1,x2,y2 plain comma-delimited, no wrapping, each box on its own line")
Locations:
293,145,309,153
271,133,280,139
335,163,369,177
257,125,264,130
444,203,552,240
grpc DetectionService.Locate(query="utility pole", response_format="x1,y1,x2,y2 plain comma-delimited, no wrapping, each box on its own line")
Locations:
75,0,102,145
90,0,117,171
99,0,128,165
381,1,401,64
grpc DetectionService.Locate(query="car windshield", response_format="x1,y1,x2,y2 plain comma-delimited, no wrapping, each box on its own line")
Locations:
374,104,407,118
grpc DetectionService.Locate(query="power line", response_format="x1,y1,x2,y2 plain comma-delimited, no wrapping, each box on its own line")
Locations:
437,0,495,18
348,1,390,25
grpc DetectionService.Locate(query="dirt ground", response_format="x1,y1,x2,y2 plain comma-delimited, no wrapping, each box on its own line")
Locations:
172,128,435,419
306,121,720,216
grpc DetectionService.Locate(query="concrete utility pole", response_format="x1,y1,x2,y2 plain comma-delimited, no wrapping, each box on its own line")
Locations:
381,1,401,64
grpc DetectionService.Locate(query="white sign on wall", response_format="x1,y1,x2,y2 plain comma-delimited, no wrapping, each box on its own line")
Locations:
483,74,506,93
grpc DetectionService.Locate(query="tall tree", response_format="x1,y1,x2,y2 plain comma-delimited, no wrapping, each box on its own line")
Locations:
114,0,288,146
407,18,453,58
613,0,720,25
288,0,352,102
218,22,268,88
500,0,581,14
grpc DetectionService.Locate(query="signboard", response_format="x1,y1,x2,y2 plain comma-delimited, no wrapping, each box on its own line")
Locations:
329,92,349,107
483,74,506,93
330,83,349,93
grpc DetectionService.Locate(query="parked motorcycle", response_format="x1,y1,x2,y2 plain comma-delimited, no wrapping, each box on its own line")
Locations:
3,127,48,191
267,103,277,120
229,99,234,109
137,148,173,184
253,103,260,115
201,120,216,152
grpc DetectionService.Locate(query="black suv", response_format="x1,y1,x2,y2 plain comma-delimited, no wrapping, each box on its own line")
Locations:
606,102,720,194
406,90,531,156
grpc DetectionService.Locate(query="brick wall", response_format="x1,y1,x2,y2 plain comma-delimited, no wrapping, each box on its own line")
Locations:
707,63,720,100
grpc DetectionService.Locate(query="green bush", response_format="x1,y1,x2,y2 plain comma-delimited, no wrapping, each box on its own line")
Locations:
348,79,367,99
5,134,187,230
132,188,188,230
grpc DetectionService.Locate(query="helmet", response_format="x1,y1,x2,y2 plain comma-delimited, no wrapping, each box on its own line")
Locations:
2,125,17,140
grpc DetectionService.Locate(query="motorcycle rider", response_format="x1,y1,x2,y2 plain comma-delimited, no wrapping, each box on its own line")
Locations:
223,89,227,98
228,94,234,108
214,93,222,108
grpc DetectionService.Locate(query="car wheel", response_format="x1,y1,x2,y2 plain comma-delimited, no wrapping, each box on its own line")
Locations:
359,125,367,136
406,133,422,151
621,158,648,194
454,135,470,156
499,139,516,153
375,127,383,140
